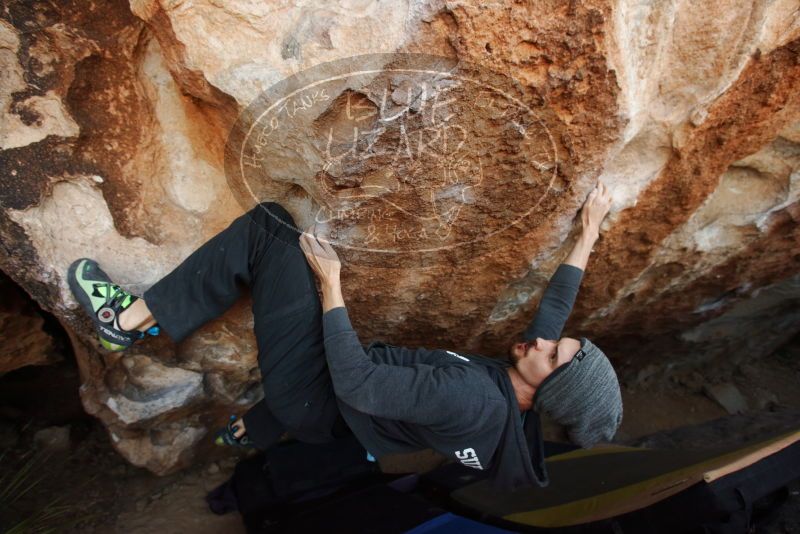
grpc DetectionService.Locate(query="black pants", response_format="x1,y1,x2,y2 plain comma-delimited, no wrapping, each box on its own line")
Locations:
143,202,344,449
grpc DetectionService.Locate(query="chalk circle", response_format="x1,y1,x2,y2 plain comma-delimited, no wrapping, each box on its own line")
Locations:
224,53,560,261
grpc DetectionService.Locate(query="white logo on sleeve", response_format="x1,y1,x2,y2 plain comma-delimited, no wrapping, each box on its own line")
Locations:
455,447,483,470
446,350,470,362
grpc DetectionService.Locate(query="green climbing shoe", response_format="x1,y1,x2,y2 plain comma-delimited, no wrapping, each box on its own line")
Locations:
67,258,142,351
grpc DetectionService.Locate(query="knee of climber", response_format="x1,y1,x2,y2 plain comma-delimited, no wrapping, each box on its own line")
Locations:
249,201,300,241
252,201,295,226
264,397,338,444
262,392,304,432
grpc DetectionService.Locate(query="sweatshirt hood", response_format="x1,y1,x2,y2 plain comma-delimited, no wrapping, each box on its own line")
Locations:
467,354,549,490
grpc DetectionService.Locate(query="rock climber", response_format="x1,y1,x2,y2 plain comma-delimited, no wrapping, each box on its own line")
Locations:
67,182,621,490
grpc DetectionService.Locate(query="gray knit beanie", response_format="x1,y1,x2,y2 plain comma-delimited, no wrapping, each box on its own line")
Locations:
532,338,623,448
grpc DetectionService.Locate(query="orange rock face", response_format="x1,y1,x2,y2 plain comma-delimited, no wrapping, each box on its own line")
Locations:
0,0,798,473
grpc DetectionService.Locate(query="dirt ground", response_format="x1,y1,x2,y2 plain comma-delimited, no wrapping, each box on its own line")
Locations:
0,423,245,533
1,336,798,532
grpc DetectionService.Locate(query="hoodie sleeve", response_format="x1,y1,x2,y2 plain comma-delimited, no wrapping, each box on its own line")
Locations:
523,264,584,341
323,306,484,426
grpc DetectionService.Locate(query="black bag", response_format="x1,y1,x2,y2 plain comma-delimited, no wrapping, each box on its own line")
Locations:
207,434,379,532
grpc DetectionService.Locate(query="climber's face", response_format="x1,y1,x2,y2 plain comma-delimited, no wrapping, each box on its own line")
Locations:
509,337,582,387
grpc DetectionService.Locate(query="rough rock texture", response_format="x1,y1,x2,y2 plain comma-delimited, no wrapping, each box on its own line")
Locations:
0,272,57,374
0,0,798,473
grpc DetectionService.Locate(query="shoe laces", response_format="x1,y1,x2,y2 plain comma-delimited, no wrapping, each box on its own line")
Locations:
105,284,130,310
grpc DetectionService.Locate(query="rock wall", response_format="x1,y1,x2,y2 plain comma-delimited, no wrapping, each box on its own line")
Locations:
0,271,56,374
0,0,798,473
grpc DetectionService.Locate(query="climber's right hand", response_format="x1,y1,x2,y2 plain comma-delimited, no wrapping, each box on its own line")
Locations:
299,225,342,287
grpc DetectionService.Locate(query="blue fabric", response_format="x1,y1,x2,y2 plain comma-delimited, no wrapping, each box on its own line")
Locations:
405,513,516,533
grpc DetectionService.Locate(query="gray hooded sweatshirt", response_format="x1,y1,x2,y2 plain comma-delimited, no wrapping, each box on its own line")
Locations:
322,264,584,490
